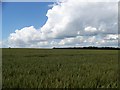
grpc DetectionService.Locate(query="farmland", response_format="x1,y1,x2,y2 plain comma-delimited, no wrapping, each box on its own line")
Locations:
2,48,118,88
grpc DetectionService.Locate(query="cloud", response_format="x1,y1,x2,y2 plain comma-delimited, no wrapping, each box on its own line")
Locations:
8,26,48,48
42,1,117,39
58,34,118,47
58,36,84,46
8,0,118,48
0,41,2,48
104,34,118,40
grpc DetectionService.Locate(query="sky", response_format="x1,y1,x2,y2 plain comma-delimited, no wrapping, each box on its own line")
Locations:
2,2,53,40
1,0,119,48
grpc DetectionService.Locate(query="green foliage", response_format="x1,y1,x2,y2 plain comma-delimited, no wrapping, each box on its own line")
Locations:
2,49,118,88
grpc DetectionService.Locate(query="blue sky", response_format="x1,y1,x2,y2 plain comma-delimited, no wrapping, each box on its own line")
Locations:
2,2,53,40
1,1,118,48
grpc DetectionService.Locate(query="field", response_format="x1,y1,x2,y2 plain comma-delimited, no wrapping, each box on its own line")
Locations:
2,48,118,88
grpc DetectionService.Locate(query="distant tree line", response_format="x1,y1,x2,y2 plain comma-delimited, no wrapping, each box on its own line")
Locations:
53,46,119,50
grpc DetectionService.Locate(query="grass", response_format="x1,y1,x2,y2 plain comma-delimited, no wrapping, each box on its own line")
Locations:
2,48,118,88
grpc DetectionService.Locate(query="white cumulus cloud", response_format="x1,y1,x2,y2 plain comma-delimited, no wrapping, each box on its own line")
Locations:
8,0,118,48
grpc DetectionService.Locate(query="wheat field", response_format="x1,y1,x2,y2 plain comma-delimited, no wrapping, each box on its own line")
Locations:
2,48,118,88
